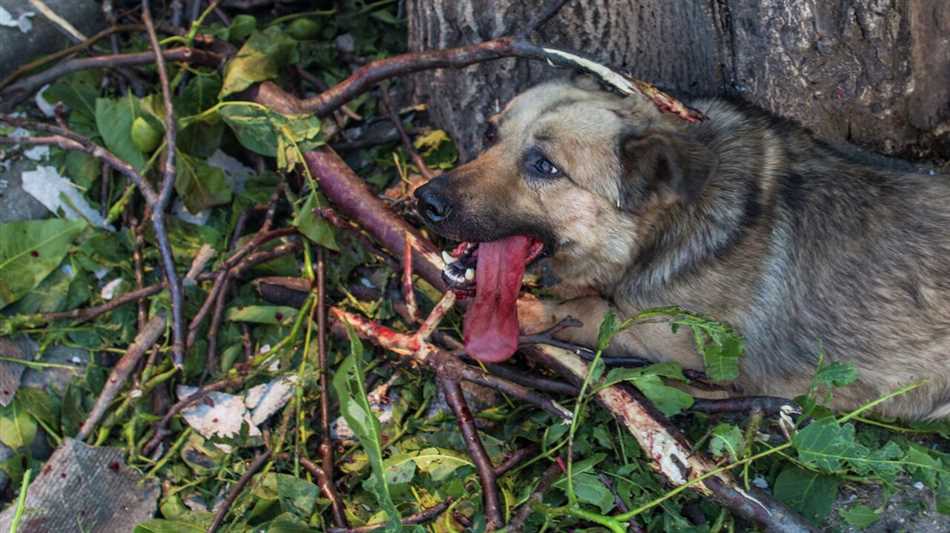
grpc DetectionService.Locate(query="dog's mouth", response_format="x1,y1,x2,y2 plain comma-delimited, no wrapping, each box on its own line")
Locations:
440,236,545,364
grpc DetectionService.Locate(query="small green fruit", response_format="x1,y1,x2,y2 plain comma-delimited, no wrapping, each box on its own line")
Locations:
131,116,161,153
288,18,321,40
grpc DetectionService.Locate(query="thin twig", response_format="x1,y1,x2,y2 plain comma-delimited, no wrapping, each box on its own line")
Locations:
206,450,272,533
690,396,798,416
316,245,341,526
29,0,88,42
439,377,503,530
402,232,419,322
494,445,538,477
144,0,185,368
381,86,434,181
510,461,563,532
0,48,221,110
76,314,167,441
280,454,348,528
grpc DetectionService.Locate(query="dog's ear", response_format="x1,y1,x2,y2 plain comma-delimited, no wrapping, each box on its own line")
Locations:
570,72,602,91
619,131,717,210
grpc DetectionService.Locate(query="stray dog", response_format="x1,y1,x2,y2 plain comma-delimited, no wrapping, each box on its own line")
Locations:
414,77,950,421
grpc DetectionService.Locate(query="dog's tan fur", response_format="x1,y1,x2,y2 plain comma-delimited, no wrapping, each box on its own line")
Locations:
415,78,950,421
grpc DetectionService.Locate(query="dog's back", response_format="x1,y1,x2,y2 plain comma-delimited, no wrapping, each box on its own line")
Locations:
621,98,950,419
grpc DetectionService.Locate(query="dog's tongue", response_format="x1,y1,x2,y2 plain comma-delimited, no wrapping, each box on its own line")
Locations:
463,235,532,362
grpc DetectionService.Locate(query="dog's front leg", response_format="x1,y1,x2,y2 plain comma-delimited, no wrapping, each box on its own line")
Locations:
517,296,703,370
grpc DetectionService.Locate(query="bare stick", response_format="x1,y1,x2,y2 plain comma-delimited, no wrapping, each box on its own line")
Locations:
207,450,272,533
440,377,503,530
144,0,185,368
316,245,340,526
402,232,419,322
284,454,347,528
381,87,434,181
0,48,221,110
42,284,164,324
76,314,166,441
510,461,563,532
494,445,538,477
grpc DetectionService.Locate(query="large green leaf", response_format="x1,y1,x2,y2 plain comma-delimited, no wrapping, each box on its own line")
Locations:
332,327,401,531
95,96,147,171
384,447,473,483
219,105,323,170
176,150,233,212
773,465,839,523
220,27,297,97
0,218,86,309
44,71,100,136
0,397,37,449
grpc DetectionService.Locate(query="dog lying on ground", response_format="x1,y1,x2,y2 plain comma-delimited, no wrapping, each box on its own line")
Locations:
414,76,950,421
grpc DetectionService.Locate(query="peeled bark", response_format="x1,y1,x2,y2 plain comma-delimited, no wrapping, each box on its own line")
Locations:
408,0,950,167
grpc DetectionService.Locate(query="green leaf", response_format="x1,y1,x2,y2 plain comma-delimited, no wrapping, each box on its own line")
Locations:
596,310,619,353
332,327,401,531
839,504,880,529
176,150,233,212
0,219,86,309
219,104,322,171
16,388,60,433
384,447,473,483
226,305,297,326
772,465,839,523
554,472,614,514
266,513,319,533
0,397,37,449
792,418,867,472
276,474,319,517
228,15,257,43
292,190,339,251
95,96,147,171
628,373,693,417
134,519,206,533
220,27,297,97
709,423,743,462
813,361,858,388
44,71,100,136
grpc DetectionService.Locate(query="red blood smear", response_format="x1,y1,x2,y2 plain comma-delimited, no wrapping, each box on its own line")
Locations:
463,235,532,362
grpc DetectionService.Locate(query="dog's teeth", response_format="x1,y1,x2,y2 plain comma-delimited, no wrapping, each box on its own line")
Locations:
442,251,453,265
465,268,475,281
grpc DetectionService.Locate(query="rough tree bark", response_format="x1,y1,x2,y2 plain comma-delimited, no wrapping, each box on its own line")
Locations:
408,0,950,168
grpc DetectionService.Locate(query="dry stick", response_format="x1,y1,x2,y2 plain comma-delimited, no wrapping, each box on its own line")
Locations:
278,454,347,528
381,86,435,181
76,314,167,441
0,23,146,90
315,246,342,527
510,461,564,532
401,232,419,322
131,217,148,331
0,47,221,110
494,445,539,477
207,450,272,533
42,284,164,323
440,377,503,530
143,0,185,369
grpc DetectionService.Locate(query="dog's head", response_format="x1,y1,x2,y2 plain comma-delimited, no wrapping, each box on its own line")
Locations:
414,77,717,293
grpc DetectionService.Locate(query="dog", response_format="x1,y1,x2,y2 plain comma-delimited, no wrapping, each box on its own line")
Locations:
414,76,950,421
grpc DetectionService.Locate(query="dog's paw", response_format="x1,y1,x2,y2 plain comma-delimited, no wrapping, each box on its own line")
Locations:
516,295,559,334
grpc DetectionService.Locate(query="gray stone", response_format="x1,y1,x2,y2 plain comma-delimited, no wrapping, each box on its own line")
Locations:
0,158,50,223
0,0,105,82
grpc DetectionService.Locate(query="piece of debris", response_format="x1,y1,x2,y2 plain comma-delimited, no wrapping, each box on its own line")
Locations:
0,438,159,532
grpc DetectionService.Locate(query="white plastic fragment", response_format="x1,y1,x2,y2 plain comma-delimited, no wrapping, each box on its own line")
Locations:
35,85,56,117
21,165,114,230
0,7,34,33
100,278,125,301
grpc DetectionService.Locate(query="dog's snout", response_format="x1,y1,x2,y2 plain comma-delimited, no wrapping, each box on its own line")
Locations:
415,184,452,223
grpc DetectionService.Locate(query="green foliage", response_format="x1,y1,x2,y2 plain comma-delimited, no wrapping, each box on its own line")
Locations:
332,328,401,531
773,465,840,522
221,27,298,97
0,218,86,309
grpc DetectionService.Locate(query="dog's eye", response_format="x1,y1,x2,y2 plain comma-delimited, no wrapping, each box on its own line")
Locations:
533,157,560,177
484,123,498,145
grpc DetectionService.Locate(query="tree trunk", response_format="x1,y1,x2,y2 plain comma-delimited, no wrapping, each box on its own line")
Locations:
408,0,950,168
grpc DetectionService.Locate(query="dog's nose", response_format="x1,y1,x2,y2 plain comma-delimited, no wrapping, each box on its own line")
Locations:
415,184,451,223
